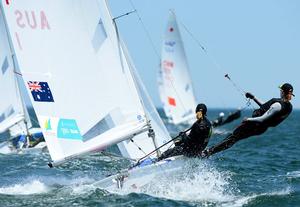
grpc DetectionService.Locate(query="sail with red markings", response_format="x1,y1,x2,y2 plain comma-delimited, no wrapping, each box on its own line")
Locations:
158,11,197,125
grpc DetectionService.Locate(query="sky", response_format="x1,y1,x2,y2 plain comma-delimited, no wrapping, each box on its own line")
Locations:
108,0,300,109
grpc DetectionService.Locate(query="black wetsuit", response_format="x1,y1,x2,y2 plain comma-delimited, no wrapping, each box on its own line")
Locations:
206,98,292,156
158,116,212,160
212,116,224,127
212,110,241,127
222,110,241,125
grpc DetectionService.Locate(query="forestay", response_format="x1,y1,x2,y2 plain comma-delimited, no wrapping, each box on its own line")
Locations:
1,0,156,164
159,12,197,125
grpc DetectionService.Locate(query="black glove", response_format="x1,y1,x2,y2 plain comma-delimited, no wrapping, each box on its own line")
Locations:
245,92,254,99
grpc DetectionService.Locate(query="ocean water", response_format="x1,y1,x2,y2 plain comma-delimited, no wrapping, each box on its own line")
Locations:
0,109,299,207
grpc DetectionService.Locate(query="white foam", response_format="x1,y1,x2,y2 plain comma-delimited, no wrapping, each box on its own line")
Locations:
67,176,98,195
213,128,230,135
0,175,97,196
143,163,234,203
0,141,15,154
70,183,98,195
41,175,95,187
0,180,49,195
108,160,236,204
222,187,292,207
286,171,300,178
35,175,98,195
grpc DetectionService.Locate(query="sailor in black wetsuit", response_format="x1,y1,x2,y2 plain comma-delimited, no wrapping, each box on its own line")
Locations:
222,109,241,125
202,83,294,157
212,112,225,127
158,103,212,160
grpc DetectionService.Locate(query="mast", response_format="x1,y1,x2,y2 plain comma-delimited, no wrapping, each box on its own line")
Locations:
108,1,160,156
0,3,30,141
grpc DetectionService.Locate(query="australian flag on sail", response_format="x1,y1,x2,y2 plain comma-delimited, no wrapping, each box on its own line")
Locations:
27,81,54,102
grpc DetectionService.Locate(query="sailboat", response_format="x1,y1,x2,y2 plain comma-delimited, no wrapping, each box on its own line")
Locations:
158,11,197,125
1,0,198,191
1,0,175,167
0,7,45,154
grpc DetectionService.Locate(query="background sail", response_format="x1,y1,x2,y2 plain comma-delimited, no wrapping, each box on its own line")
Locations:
2,0,149,164
159,12,197,124
0,8,31,135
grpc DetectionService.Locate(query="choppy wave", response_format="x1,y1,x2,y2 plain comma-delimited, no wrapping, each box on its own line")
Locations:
0,175,97,196
286,171,300,178
0,180,49,195
226,187,292,207
0,110,299,206
98,159,237,205
143,163,234,203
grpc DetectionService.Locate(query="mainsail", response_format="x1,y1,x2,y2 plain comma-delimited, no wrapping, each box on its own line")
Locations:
0,7,31,136
1,0,172,164
159,12,197,125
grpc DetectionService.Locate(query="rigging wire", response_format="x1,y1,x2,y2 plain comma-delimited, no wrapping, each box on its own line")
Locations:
169,10,252,109
130,139,147,155
128,0,160,60
128,2,251,112
113,10,166,158
122,1,254,165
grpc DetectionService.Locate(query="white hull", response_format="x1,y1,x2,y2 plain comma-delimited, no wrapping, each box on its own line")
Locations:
95,156,187,191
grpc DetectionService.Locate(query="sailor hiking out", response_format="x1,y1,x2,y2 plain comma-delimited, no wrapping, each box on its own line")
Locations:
202,83,294,157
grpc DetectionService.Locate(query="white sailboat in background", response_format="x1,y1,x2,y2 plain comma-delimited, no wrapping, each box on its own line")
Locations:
158,11,197,125
0,7,45,154
1,0,173,165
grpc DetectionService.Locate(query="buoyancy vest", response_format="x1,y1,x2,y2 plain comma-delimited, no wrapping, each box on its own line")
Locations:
252,98,292,127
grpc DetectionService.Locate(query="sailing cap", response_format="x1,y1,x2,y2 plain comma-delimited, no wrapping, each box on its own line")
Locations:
280,83,295,97
195,103,207,115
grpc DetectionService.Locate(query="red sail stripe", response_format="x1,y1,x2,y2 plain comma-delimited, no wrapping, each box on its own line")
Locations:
168,97,176,106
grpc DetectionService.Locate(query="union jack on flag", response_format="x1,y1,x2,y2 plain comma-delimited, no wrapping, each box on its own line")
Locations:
27,81,54,102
